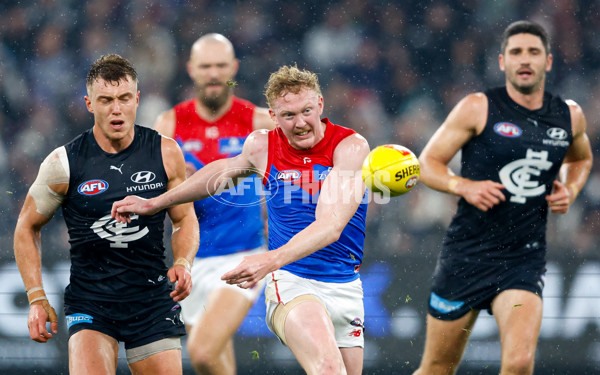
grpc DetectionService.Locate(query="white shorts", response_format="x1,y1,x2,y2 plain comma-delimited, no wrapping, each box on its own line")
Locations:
180,247,266,325
265,269,364,348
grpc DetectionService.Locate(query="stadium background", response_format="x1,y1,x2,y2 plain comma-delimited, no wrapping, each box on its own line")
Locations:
0,0,598,374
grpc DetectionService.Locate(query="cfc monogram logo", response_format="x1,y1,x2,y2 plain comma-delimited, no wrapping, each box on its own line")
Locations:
499,149,553,204
91,214,149,248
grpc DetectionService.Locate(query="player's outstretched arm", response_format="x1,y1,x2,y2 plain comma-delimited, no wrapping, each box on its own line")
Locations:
112,131,261,222
161,136,199,302
419,93,506,211
546,100,593,214
221,133,370,289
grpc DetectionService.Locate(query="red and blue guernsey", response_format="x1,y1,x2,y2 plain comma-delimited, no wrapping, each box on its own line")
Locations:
263,118,368,283
173,97,265,258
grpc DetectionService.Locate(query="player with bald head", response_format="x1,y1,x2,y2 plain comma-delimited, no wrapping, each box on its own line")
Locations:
153,33,274,375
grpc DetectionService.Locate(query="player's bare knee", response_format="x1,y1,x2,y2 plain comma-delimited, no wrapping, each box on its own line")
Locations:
501,352,535,375
187,344,218,368
312,355,345,375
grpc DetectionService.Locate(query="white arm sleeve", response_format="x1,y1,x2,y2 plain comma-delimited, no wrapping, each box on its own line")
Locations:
29,146,70,218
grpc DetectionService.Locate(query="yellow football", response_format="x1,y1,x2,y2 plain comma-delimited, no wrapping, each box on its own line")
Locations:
362,144,420,197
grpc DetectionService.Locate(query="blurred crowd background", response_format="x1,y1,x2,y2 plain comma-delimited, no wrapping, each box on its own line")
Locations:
0,0,598,373
1,0,598,263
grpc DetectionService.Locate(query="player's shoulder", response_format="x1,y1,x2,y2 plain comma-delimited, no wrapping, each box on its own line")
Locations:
49,144,68,156
441,92,489,133
42,145,69,165
459,92,488,109
246,128,270,146
449,92,489,122
153,108,177,137
158,131,182,158
159,133,185,179
158,131,179,146
239,128,269,160
335,132,370,162
564,98,583,113
339,131,369,149
329,122,369,163
563,98,587,135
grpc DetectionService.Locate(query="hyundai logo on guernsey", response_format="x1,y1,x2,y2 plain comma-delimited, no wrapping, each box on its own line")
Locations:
66,313,93,328
547,127,568,140
494,122,522,138
127,171,164,193
544,127,570,147
131,171,156,184
78,179,109,196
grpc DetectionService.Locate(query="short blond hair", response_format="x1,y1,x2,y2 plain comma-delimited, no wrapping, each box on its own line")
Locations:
264,65,322,108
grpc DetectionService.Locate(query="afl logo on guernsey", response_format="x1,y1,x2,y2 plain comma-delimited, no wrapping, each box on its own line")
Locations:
276,170,301,182
494,122,522,138
78,180,109,195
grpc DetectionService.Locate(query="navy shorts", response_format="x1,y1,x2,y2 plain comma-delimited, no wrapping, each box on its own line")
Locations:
64,297,186,350
427,256,546,321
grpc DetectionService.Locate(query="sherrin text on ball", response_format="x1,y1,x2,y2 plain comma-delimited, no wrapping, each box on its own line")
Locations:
361,144,420,197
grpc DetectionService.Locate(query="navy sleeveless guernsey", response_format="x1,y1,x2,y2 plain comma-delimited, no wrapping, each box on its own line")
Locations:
62,125,172,303
442,86,572,264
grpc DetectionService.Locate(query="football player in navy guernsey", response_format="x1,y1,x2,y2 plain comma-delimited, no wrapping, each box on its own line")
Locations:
413,21,593,375
13,54,199,375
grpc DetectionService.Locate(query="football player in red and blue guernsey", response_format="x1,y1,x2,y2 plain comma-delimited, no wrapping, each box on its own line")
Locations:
152,33,275,375
112,65,370,375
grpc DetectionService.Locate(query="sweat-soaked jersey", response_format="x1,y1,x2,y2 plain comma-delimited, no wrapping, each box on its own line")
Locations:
263,119,368,283
62,125,171,303
173,97,265,258
442,86,572,265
